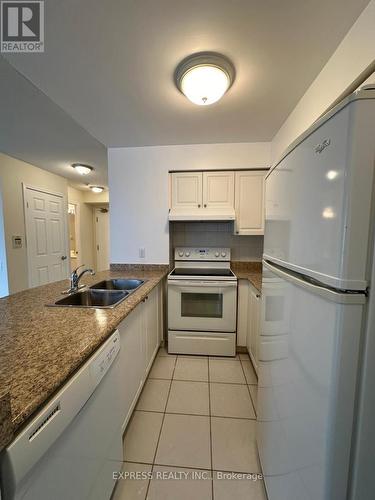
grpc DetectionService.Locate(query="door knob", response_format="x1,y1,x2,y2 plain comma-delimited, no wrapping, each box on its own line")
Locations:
61,255,67,260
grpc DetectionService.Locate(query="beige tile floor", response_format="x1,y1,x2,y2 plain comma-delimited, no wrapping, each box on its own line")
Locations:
113,347,266,500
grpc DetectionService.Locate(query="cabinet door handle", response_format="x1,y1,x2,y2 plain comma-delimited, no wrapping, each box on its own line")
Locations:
204,204,207,208
198,204,201,208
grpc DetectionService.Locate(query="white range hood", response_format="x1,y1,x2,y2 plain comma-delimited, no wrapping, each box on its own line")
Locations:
168,209,235,221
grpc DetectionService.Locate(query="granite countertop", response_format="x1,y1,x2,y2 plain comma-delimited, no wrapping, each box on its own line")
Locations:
231,261,262,292
0,265,168,451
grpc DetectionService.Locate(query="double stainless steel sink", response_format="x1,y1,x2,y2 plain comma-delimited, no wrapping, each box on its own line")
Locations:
50,279,145,309
90,279,144,291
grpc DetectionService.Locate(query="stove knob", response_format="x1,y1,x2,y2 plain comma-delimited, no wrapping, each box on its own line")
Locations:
215,252,220,257
185,251,190,257
221,252,226,258
178,251,184,257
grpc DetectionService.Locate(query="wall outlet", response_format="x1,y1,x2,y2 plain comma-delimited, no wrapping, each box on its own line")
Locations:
139,247,146,259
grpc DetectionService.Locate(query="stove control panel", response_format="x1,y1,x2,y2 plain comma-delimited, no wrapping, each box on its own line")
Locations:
174,247,231,261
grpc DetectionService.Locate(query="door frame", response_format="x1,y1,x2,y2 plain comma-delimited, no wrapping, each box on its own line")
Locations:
93,206,109,271
68,199,82,271
22,183,70,288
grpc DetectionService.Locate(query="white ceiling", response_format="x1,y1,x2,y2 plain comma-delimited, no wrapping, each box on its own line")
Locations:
0,57,107,190
4,0,370,148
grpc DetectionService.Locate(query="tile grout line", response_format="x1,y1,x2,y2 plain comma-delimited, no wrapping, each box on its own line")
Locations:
135,408,256,420
119,353,166,499
128,351,261,498
239,357,268,499
248,383,257,418
207,356,214,500
125,459,261,475
150,376,248,385
144,351,178,498
150,379,257,388
239,357,258,417
242,356,259,420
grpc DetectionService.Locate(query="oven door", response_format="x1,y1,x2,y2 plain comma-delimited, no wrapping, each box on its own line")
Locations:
168,280,237,332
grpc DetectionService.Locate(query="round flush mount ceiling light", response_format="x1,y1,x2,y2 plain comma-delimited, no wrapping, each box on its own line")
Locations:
90,186,104,193
72,163,93,175
175,52,235,106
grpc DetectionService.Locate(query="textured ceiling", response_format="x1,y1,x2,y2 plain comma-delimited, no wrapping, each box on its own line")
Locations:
4,0,370,147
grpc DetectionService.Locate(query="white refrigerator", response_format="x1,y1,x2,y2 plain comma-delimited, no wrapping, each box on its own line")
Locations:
257,85,375,500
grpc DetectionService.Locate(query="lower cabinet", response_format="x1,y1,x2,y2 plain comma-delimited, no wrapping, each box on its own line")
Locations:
237,280,250,346
247,284,261,373
143,286,160,376
117,304,144,433
116,283,163,433
237,279,261,374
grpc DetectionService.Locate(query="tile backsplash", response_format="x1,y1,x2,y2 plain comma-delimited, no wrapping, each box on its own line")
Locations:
170,222,263,261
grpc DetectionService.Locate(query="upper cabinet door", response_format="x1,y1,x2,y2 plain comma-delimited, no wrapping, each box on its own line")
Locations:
235,171,265,235
171,172,203,211
202,171,234,210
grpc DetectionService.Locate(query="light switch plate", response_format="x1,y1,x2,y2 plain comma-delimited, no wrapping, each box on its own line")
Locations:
12,236,22,249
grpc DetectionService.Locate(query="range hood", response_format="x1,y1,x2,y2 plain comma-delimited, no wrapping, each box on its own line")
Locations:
169,209,236,221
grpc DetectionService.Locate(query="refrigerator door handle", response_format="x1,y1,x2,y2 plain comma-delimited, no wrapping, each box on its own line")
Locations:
263,260,366,305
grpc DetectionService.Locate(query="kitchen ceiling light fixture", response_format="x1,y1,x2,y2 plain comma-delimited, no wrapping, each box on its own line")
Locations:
90,186,104,193
175,52,235,106
72,163,94,175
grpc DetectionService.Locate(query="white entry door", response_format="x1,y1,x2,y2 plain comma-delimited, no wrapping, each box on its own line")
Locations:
95,208,109,271
24,187,68,287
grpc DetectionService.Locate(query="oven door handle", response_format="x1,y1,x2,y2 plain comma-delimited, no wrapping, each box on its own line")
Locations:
168,280,237,287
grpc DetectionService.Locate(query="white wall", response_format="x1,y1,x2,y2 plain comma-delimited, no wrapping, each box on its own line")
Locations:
0,189,9,297
271,0,375,162
109,142,270,264
0,153,68,294
81,190,109,204
108,1,375,266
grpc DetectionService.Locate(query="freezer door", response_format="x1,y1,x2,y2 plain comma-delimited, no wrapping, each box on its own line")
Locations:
264,97,375,290
257,262,365,500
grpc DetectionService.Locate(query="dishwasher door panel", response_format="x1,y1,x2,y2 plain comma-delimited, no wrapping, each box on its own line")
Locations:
1,332,124,500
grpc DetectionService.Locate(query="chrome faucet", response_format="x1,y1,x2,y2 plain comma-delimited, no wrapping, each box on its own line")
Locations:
63,265,95,294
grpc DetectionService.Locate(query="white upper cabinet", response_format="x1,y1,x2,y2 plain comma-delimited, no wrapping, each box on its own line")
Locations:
170,170,265,223
171,172,203,212
234,171,265,235
202,171,234,211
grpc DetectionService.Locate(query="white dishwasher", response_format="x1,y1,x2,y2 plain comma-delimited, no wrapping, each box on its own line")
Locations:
0,331,124,500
